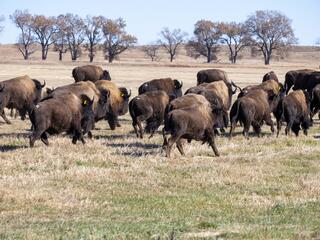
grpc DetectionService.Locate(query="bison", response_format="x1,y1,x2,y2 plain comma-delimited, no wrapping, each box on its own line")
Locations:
72,65,111,82
129,90,170,139
48,81,110,123
229,89,279,138
185,81,231,130
95,80,131,130
284,69,314,94
275,90,311,136
162,94,222,157
29,93,95,147
0,75,45,124
262,71,278,82
197,69,229,85
138,78,183,98
292,71,320,93
237,80,283,99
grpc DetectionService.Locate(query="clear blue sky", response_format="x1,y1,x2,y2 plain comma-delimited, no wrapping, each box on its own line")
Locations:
0,0,319,45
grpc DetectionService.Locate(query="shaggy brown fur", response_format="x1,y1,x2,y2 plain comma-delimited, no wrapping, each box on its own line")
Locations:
129,90,169,139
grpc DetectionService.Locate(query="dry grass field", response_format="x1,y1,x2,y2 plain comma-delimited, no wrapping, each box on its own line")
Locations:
0,45,320,239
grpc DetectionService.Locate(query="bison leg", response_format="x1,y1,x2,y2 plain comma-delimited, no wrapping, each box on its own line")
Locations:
1,110,11,124
206,129,220,157
162,127,168,148
276,120,282,137
40,132,49,146
88,131,93,139
229,120,237,139
291,123,300,136
132,120,140,138
165,132,182,158
285,119,293,136
242,121,251,139
30,131,42,147
252,122,261,137
19,109,27,121
264,115,275,134
176,139,185,156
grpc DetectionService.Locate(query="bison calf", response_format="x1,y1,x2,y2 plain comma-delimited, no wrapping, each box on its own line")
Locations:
129,90,169,139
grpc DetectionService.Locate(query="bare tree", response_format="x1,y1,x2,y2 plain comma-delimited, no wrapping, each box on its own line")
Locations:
52,15,68,61
245,10,297,65
142,43,160,61
0,15,5,33
186,20,220,63
84,15,104,62
31,15,57,60
63,13,85,61
159,27,187,62
219,22,250,64
102,18,137,63
10,10,36,60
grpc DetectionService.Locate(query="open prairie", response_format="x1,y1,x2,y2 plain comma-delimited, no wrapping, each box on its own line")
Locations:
0,45,320,239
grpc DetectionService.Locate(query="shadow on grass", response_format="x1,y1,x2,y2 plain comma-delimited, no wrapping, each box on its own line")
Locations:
0,132,29,138
0,144,28,152
105,141,160,149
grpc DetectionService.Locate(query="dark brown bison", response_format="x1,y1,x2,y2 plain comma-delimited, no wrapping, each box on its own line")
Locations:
275,90,311,136
162,94,221,157
292,71,320,93
29,93,95,147
0,75,45,124
197,69,229,85
72,65,111,82
129,90,170,139
229,89,279,138
262,71,278,82
138,78,183,98
95,80,131,130
284,69,314,94
48,81,110,123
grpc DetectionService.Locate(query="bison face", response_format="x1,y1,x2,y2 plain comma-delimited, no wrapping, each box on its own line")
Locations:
80,96,95,134
95,89,110,121
117,87,131,115
102,70,111,81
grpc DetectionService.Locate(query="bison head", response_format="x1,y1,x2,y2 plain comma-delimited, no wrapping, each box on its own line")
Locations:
102,70,111,81
118,87,131,115
173,80,183,97
80,95,95,135
95,89,110,121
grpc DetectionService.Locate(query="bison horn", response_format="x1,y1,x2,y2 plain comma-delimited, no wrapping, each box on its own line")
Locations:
41,80,46,88
179,80,183,88
231,81,242,94
128,89,132,98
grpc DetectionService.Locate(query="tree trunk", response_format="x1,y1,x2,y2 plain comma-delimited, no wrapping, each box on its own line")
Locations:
170,53,174,62
59,51,63,61
89,54,94,62
108,55,114,63
207,47,211,63
264,54,270,65
41,48,46,60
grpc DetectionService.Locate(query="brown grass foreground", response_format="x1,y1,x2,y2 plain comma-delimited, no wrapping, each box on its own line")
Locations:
0,49,320,239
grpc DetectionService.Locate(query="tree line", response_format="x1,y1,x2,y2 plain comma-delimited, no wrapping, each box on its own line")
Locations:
4,10,300,65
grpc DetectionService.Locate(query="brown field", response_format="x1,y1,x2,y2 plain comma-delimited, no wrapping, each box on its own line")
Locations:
0,45,320,239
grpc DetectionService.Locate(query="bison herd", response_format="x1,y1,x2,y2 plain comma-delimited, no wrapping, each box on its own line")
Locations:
1,65,320,157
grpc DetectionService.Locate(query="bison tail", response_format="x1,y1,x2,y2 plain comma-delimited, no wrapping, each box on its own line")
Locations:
230,100,241,125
